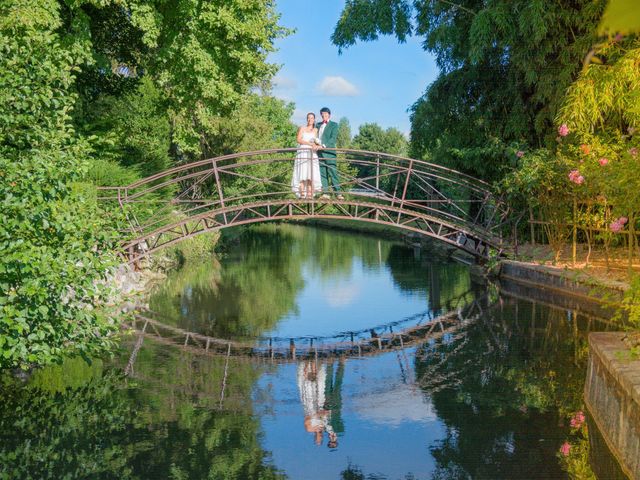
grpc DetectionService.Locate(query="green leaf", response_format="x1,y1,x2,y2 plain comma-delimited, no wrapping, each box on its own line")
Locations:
598,0,640,36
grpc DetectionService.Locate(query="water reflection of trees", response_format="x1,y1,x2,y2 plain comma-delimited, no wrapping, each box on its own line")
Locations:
149,226,306,339
414,297,610,479
150,224,482,343
386,244,479,312
0,344,286,480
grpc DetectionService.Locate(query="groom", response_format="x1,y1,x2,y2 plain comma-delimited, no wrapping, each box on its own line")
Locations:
315,107,343,199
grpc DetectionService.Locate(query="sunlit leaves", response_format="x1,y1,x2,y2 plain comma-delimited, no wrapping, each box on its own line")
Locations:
598,0,640,36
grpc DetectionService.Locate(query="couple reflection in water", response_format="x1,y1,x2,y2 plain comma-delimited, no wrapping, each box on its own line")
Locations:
297,359,345,449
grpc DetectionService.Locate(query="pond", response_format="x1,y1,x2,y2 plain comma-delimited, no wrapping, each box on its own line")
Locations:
0,224,624,479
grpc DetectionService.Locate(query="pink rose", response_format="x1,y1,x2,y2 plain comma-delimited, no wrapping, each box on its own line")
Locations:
619,216,628,225
560,442,571,456
558,124,569,137
598,157,609,166
568,170,579,181
570,411,585,428
610,221,623,232
516,150,525,158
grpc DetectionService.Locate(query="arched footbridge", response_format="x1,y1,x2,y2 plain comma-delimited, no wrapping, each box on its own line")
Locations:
98,149,515,262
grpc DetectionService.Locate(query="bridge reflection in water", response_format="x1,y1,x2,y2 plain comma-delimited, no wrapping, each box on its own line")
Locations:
125,288,489,367
97,149,517,262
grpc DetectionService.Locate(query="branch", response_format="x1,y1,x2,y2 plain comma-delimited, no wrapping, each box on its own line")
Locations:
436,0,476,16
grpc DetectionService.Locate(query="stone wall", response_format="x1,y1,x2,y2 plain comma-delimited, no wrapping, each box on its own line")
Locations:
585,332,640,479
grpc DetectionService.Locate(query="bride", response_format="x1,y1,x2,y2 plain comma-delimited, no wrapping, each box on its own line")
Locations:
292,112,322,198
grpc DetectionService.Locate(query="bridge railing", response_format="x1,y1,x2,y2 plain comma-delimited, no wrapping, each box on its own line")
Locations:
97,149,516,258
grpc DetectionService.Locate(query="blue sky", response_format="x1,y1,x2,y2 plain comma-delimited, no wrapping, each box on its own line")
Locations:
268,1,439,136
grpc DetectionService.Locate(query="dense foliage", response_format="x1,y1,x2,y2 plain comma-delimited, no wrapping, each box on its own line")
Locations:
1,0,292,369
333,0,606,181
0,0,121,369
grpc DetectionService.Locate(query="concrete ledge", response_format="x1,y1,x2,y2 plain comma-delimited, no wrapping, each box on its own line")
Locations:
585,332,640,479
498,260,625,303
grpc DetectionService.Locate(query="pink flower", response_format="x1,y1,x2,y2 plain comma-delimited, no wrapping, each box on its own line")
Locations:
570,411,585,428
558,124,569,137
630,147,638,157
516,150,525,158
610,221,623,232
598,157,609,166
619,216,628,225
560,442,571,456
568,170,585,184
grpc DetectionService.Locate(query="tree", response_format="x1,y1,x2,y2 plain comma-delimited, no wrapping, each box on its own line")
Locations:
351,123,408,188
336,117,353,149
70,0,289,155
333,0,606,181
352,123,407,155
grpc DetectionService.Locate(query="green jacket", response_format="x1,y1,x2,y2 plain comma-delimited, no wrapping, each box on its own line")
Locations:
316,120,338,159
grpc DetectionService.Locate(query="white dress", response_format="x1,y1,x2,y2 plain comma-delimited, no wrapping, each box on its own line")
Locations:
297,362,327,427
291,129,322,195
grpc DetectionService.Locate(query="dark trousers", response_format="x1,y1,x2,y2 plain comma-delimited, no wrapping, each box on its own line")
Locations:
319,157,340,192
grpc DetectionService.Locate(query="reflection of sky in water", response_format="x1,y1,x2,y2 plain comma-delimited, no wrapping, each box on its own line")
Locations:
262,257,432,338
254,348,445,479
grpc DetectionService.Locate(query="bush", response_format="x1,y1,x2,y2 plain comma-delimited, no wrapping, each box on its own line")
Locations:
0,0,122,369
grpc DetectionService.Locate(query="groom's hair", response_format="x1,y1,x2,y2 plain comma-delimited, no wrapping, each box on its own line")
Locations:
320,107,331,115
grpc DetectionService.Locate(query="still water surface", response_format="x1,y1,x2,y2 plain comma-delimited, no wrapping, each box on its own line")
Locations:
0,224,621,479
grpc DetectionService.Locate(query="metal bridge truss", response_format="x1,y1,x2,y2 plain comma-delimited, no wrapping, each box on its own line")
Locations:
97,149,515,262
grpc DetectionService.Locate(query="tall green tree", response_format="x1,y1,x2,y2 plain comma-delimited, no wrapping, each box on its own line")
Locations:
336,117,353,149
333,0,606,181
67,0,289,155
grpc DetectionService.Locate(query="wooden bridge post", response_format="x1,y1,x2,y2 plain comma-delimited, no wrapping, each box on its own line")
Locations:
375,155,380,191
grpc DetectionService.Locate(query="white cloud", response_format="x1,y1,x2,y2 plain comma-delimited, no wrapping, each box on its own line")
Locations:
317,76,360,97
273,74,297,90
322,282,361,307
353,384,437,426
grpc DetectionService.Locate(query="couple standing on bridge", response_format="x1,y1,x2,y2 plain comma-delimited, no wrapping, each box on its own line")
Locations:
291,107,344,200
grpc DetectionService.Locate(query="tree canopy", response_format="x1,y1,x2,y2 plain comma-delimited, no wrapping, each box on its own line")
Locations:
333,0,606,180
